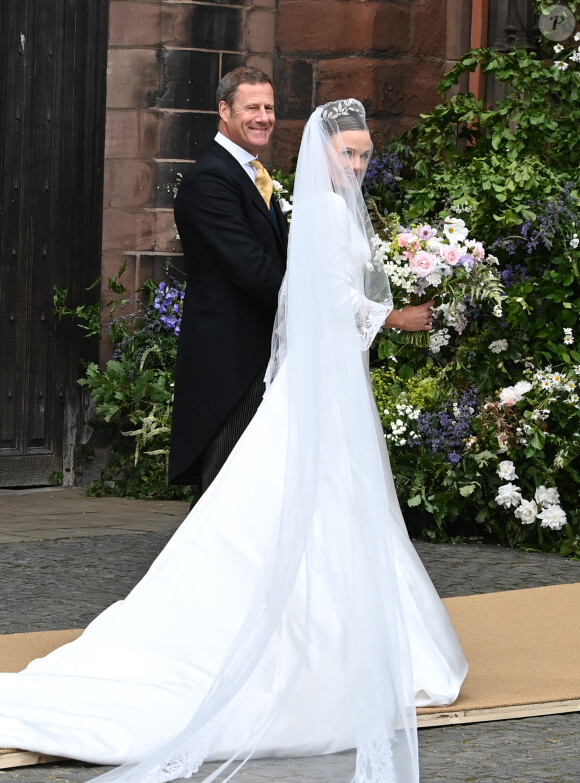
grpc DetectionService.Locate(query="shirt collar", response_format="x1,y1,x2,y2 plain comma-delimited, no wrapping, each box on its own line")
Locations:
215,132,257,170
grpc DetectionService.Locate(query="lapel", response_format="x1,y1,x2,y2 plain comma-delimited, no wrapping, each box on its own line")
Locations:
209,141,288,254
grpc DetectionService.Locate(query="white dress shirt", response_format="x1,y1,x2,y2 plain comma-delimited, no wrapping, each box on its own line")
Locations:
215,131,258,183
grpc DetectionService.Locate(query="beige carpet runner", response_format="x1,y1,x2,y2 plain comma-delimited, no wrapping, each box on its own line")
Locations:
1,583,579,768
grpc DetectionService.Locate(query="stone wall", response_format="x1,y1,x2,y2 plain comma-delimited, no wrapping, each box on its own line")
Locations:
101,0,472,358
273,0,472,166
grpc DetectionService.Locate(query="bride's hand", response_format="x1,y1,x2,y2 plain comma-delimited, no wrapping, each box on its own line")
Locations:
383,300,435,332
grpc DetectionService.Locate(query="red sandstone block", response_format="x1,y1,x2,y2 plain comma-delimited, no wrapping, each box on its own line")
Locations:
161,4,192,47
106,49,161,110
101,208,155,252
373,3,412,52
316,57,379,107
277,0,409,55
109,1,162,46
245,8,276,54
316,54,443,125
272,119,307,170
139,110,161,158
412,0,446,59
105,160,157,209
105,110,139,158
377,57,444,118
154,209,182,254
246,54,274,78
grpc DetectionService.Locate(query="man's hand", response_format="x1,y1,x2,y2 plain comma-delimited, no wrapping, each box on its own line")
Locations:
383,300,435,332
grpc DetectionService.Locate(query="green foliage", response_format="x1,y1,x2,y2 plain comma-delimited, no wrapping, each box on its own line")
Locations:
377,47,580,245
364,27,580,556
57,269,192,502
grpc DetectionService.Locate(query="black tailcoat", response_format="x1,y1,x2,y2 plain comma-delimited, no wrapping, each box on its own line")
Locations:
169,141,288,485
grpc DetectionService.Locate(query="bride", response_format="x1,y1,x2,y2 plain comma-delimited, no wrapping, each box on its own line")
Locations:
0,100,467,783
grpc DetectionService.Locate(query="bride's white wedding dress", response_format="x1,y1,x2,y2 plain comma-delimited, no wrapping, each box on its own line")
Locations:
0,101,467,783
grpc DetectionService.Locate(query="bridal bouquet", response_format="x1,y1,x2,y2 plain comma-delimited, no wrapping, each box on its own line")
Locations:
370,214,505,349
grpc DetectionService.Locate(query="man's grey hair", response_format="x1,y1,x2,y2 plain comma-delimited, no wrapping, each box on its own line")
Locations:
216,67,273,110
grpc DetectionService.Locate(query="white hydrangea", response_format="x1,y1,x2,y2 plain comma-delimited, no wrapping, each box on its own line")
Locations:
534,485,560,507
429,328,451,354
514,499,538,525
497,460,517,481
495,483,522,508
425,271,443,287
489,339,508,354
538,505,567,530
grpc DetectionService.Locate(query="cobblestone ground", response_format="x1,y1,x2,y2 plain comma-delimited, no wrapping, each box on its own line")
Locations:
1,535,579,783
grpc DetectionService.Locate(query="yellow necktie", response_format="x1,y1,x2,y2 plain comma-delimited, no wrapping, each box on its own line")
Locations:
251,160,273,209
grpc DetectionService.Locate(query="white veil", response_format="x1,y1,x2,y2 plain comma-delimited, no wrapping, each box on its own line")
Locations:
93,100,418,783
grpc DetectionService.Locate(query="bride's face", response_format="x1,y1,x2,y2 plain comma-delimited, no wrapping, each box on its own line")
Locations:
329,129,372,182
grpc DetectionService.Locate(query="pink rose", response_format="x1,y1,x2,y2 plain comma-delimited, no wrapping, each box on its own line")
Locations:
397,232,419,250
409,250,437,278
442,245,461,266
472,241,485,260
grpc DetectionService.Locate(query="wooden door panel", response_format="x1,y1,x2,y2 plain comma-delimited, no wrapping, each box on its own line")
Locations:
0,0,108,486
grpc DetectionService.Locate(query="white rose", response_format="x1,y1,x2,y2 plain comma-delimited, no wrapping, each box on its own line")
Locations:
497,460,518,481
495,483,522,508
499,381,531,406
538,505,567,531
514,499,538,525
534,485,560,507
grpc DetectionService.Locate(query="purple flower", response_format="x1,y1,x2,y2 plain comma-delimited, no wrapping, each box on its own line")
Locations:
459,254,475,268
363,150,405,194
413,388,478,465
417,225,435,241
149,279,186,335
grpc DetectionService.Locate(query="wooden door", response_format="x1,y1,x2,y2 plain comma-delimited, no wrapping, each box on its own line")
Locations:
0,0,108,486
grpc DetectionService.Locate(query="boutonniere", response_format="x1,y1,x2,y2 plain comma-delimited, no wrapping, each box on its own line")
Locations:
271,179,293,215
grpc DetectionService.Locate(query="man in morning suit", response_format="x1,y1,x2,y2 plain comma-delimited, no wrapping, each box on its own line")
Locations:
169,67,288,495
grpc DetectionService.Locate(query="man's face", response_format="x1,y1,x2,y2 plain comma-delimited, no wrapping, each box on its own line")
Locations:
218,82,275,155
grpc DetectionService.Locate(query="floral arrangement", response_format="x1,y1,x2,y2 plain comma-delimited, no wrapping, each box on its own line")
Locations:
370,214,505,349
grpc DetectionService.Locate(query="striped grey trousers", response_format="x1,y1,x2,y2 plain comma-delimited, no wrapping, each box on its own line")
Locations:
199,365,267,494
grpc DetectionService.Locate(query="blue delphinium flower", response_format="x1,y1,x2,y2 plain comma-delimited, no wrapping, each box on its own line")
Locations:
363,150,405,194
414,388,478,464
152,279,185,336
